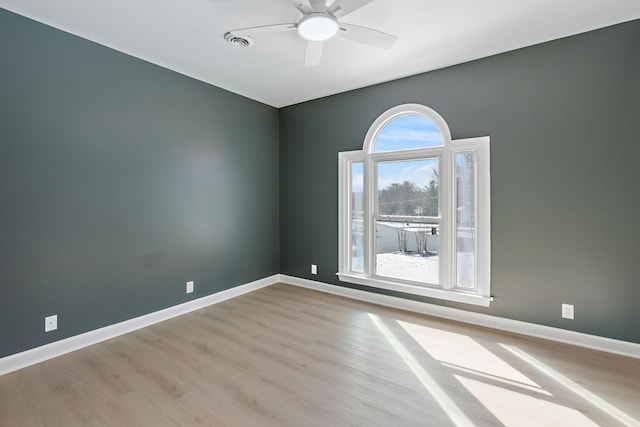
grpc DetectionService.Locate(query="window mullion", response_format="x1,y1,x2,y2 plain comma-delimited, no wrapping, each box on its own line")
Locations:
476,141,491,297
364,156,376,278
338,155,347,274
346,160,355,273
440,149,454,290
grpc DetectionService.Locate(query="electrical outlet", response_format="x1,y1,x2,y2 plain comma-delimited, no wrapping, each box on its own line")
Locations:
45,315,58,332
311,264,317,275
562,304,574,320
186,281,194,294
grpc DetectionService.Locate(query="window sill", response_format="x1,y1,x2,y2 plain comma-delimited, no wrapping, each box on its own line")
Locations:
337,273,493,307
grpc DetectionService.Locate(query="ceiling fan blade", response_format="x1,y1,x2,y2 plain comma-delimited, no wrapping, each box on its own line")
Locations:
288,0,315,14
339,23,397,49
305,41,323,67
229,23,297,38
328,0,373,18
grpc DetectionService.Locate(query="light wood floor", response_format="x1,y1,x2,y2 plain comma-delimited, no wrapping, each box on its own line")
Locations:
1,284,639,426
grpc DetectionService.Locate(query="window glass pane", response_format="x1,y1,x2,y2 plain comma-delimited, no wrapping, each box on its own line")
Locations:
374,115,444,152
375,219,439,285
377,159,439,217
351,162,364,272
456,153,476,289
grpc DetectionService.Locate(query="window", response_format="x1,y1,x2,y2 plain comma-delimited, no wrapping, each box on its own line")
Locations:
338,104,491,306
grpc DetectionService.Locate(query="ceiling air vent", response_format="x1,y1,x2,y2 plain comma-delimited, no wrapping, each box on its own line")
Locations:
224,32,253,48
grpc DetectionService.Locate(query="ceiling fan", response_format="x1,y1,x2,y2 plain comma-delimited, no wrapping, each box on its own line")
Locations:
224,0,397,67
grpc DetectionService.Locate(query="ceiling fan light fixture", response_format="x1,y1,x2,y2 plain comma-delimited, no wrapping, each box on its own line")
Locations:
297,13,339,41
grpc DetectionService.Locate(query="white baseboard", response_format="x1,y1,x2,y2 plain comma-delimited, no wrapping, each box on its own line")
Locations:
0,275,280,376
3,273,637,377
278,274,640,359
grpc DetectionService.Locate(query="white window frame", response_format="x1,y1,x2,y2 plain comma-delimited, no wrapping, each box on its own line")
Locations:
338,104,492,306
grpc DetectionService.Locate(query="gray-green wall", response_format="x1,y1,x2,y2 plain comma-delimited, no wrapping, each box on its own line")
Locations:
0,10,279,358
279,20,640,344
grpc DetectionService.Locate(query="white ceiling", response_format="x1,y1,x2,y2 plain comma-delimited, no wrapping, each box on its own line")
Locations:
1,0,638,108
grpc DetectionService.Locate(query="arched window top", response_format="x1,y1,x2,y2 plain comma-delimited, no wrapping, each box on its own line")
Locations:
363,104,451,153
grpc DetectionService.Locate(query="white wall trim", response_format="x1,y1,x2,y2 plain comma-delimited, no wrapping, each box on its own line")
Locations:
279,274,640,359
3,273,638,377
0,275,280,376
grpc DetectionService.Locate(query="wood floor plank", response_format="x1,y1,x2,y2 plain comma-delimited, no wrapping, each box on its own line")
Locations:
1,283,639,426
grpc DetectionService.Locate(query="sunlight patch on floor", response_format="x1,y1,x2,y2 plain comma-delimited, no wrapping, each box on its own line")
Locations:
368,313,475,427
502,344,640,427
397,320,542,390
455,375,600,426
439,362,551,396
379,317,639,426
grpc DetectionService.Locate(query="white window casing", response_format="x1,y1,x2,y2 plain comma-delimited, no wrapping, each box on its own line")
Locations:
338,104,492,307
